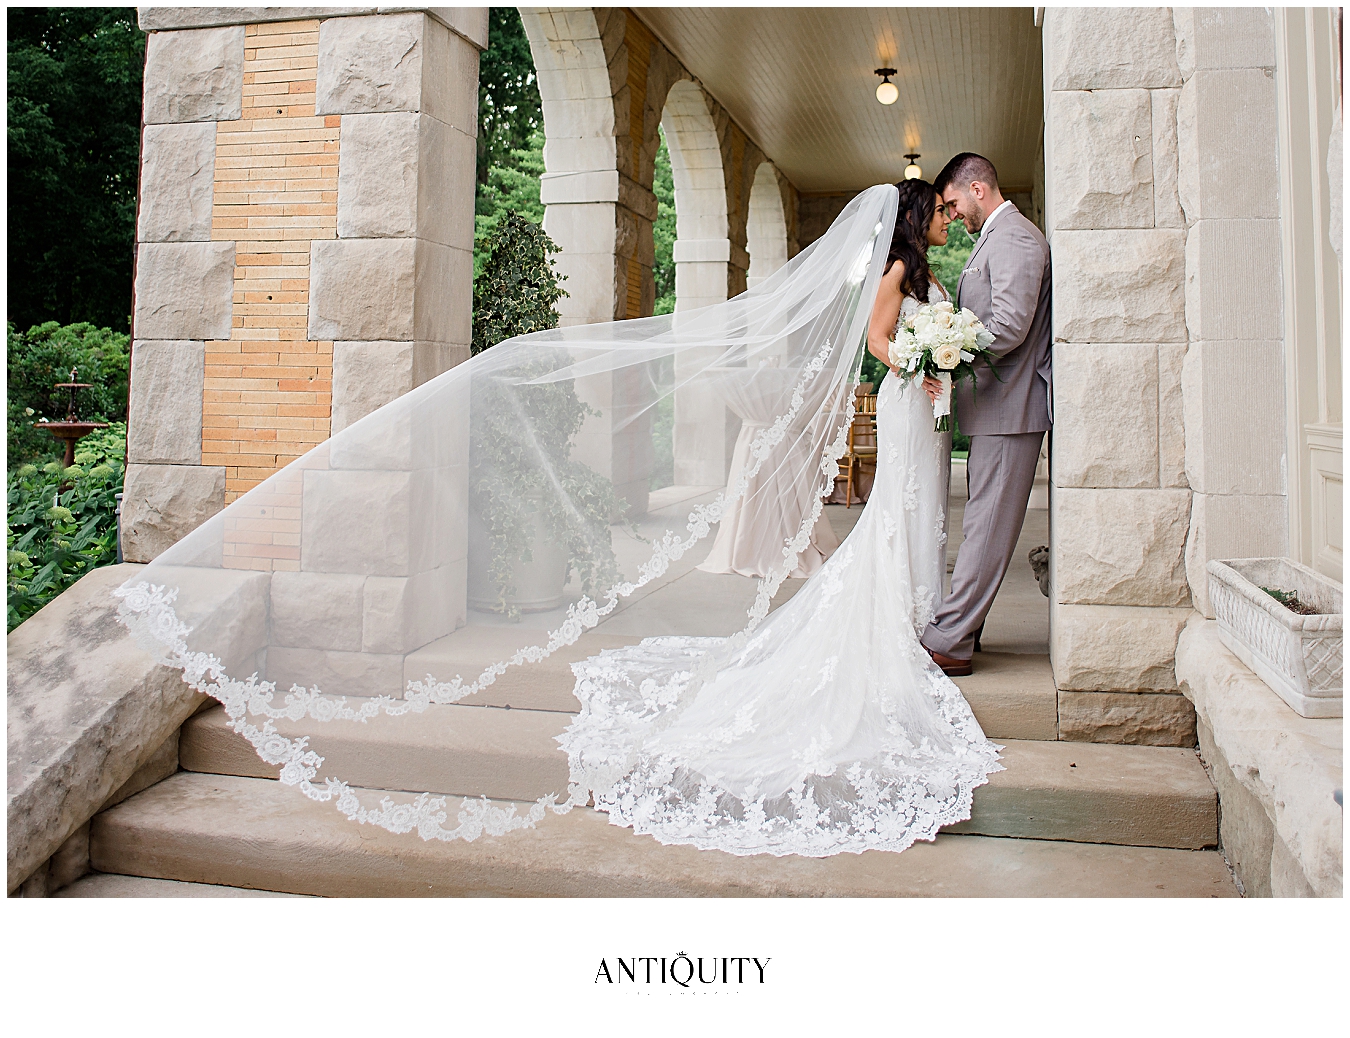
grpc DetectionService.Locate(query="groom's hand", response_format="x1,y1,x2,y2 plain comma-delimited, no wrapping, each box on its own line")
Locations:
921,376,943,403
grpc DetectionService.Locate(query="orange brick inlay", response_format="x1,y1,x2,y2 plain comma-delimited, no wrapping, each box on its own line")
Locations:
210,20,335,570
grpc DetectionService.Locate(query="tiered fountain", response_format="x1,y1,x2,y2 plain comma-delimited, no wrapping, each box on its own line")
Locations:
35,367,109,467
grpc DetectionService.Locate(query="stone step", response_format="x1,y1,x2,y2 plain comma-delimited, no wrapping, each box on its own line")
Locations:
89,772,1237,897
53,873,307,897
181,706,1216,849
401,621,1057,738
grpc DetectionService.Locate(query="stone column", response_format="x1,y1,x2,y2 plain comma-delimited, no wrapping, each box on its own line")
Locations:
124,8,484,564
1043,8,1196,745
1173,8,1289,613
125,8,485,689
523,7,656,515
123,22,243,561
290,10,482,690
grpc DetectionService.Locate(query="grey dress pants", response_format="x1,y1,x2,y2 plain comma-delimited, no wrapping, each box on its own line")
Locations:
922,431,1044,660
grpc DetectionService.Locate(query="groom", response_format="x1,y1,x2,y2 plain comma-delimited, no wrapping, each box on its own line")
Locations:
922,153,1052,677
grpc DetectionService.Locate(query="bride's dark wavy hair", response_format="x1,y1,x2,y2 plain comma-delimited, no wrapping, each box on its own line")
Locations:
884,178,938,300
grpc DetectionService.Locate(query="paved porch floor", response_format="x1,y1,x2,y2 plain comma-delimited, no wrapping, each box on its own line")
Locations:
465,467,1050,653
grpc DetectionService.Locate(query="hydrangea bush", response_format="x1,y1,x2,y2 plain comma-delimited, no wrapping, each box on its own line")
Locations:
7,423,125,631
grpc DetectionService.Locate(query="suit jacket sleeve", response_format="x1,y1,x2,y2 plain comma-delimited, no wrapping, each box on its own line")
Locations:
983,225,1046,357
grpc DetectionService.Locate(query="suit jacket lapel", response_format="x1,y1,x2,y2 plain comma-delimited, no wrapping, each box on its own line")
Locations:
956,222,996,308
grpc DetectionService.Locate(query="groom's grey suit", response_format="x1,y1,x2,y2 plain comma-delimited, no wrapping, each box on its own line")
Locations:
922,203,1052,660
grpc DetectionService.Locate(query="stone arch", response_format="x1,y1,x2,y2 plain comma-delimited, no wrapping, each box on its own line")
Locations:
518,8,660,512
746,161,789,288
517,7,629,326
661,79,731,311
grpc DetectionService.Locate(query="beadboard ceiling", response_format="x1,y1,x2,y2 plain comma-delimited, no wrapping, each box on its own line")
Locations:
632,6,1044,194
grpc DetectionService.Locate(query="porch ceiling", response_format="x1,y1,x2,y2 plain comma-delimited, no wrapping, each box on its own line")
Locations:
633,6,1044,194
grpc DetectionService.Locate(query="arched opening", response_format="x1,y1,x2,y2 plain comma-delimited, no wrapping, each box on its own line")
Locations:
656,80,738,487
517,7,620,326
661,79,730,312
746,162,788,289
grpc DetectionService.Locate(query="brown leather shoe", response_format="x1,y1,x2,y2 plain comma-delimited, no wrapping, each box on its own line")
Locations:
926,646,973,677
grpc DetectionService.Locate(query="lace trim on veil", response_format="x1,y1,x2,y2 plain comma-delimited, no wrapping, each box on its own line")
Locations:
113,334,861,843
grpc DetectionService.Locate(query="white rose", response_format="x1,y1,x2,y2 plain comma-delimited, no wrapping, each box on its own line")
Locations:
933,343,962,370
935,301,954,313
912,313,933,334
936,311,954,329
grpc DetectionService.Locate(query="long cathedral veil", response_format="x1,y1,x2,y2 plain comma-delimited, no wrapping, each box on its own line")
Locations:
113,184,901,841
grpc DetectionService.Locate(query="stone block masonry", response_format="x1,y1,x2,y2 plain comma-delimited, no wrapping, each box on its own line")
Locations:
1043,8,1194,743
205,19,336,505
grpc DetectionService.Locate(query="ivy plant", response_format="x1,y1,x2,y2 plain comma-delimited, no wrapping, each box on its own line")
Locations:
470,214,626,618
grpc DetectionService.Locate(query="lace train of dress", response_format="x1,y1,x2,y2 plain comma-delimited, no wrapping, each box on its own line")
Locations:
560,288,1004,857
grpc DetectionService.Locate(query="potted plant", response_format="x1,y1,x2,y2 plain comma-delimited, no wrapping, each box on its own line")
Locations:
468,213,625,619
1207,557,1343,718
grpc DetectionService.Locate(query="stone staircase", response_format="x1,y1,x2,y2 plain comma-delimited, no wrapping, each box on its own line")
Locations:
81,628,1236,897
68,498,1238,897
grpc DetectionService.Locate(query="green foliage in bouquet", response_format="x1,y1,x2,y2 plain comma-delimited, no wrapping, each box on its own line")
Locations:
470,214,626,618
8,321,130,465
7,422,126,631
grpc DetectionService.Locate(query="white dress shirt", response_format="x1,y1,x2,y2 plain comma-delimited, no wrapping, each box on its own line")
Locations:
975,198,1015,237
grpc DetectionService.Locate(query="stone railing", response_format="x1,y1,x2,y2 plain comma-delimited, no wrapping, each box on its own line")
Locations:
6,564,204,895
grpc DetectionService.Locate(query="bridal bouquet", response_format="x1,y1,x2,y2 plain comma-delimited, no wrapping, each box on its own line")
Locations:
888,301,1000,431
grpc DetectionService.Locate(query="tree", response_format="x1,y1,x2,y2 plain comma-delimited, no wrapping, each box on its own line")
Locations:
476,7,542,187
7,320,129,465
652,128,676,315
473,8,546,276
473,128,546,277
7,8,145,333
929,219,974,300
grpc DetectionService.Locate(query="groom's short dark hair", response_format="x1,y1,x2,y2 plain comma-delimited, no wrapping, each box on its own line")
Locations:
935,153,1000,194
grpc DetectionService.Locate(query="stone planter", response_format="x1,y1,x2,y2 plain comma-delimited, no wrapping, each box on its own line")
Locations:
466,510,568,614
1206,558,1343,718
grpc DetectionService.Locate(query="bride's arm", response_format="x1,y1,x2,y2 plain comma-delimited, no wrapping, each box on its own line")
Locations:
866,263,905,370
867,264,942,402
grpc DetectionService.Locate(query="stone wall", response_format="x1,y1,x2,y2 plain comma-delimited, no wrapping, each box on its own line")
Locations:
124,8,485,560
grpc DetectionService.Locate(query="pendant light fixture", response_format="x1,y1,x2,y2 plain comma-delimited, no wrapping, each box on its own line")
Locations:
904,154,922,180
874,68,899,105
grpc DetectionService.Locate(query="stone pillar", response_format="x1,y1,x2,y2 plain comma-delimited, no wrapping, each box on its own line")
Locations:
124,8,484,685
1173,8,1290,613
1043,8,1196,744
124,8,484,563
312,11,480,433
123,22,242,561
522,7,657,515
747,162,790,289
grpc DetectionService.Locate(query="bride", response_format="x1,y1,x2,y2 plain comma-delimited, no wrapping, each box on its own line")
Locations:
115,180,1001,858
559,179,1003,856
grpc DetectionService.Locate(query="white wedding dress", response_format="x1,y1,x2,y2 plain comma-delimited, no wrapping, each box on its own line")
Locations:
560,282,1004,857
